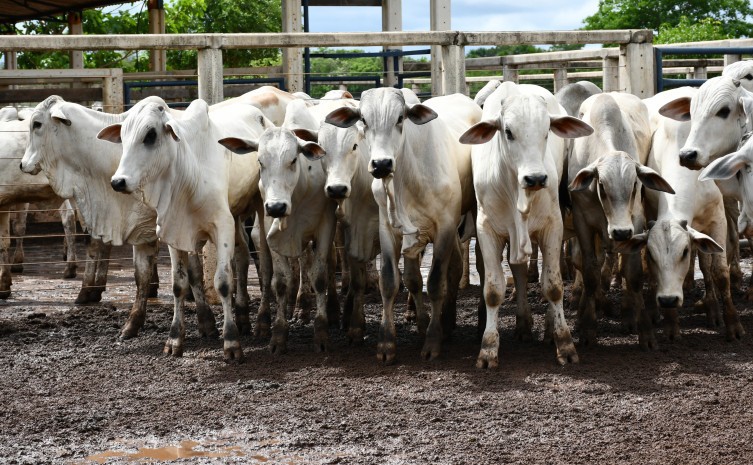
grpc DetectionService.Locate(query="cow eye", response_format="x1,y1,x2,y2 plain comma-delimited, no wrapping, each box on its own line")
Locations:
361,117,368,127
32,121,42,129
352,143,358,151
396,115,404,125
681,247,689,260
143,128,157,145
290,157,297,167
505,128,514,141
745,74,753,80
716,107,731,119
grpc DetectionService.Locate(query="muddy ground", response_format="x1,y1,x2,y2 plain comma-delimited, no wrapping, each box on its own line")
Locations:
2,233,753,465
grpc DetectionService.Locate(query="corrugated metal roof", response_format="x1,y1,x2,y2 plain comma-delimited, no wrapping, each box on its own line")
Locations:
0,1,133,25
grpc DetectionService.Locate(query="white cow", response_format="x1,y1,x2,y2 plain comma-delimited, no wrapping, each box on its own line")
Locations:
220,99,338,354
325,88,481,363
459,82,593,368
568,92,674,345
1,107,78,299
99,97,270,361
622,87,744,348
302,98,380,344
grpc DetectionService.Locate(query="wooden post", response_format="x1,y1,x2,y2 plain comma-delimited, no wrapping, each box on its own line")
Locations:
441,44,466,95
619,41,655,97
430,0,450,96
282,0,304,92
553,63,568,93
725,54,742,67
693,66,707,80
602,56,619,92
102,69,124,114
503,62,519,84
382,0,402,88
68,12,84,69
148,0,167,73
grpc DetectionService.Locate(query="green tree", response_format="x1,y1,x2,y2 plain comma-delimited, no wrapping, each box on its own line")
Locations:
655,16,731,43
583,0,753,37
466,44,542,58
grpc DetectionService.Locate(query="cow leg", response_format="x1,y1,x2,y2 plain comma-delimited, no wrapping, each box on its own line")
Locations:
459,238,470,289
376,223,401,365
92,241,112,302
10,205,28,273
336,222,350,295
213,225,243,362
475,213,504,369
0,211,12,299
403,255,425,335
697,253,722,329
187,252,218,339
442,238,462,341
270,250,293,355
683,248,697,292
540,222,578,365
724,198,743,289
640,272,659,350
345,255,367,344
120,241,159,339
293,248,312,323
475,239,487,339
573,214,600,346
60,201,78,279
711,249,745,341
620,251,642,334
510,262,533,342
421,229,459,361
253,206,273,341
165,247,189,357
148,259,159,298
75,237,106,304
327,244,340,327
527,242,539,283
233,219,252,335
311,241,334,353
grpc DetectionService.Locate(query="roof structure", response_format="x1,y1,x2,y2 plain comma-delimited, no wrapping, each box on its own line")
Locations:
0,0,131,25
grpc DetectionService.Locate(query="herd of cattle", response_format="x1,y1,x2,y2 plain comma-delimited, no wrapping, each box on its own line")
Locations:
2,59,753,369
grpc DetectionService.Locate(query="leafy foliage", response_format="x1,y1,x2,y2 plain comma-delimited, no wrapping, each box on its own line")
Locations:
655,16,732,44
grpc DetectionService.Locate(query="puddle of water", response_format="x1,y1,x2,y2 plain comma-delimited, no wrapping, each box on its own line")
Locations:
85,440,257,463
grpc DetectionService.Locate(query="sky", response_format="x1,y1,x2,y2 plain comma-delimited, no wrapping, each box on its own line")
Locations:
307,1,601,34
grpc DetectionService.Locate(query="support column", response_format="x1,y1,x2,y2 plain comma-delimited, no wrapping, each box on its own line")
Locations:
282,0,304,92
430,0,450,96
441,45,466,95
148,0,167,73
102,69,124,114
602,56,619,92
725,54,742,67
502,62,519,84
382,0,402,88
68,12,84,69
619,42,655,98
553,63,568,93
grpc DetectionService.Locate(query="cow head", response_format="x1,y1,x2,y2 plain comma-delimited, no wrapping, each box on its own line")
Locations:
325,87,437,179
21,95,69,176
98,96,184,196
460,93,592,207
569,153,675,241
661,76,753,169
616,219,723,308
219,127,325,220
698,131,753,232
309,121,365,204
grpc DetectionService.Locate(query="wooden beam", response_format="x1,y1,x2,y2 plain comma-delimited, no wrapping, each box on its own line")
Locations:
148,0,167,72
68,12,84,69
0,87,101,104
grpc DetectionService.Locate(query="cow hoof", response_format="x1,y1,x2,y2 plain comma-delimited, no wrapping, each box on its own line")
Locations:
199,324,220,340
347,327,364,346
120,325,140,340
313,318,329,353
556,348,579,365
578,329,598,348
376,343,396,365
0,289,10,300
726,323,745,341
404,308,417,324
664,325,681,342
639,331,658,351
293,307,310,324
234,311,252,337
269,341,288,355
10,264,23,273
420,339,441,361
514,317,533,342
63,266,77,280
147,284,159,298
163,339,183,357
223,343,245,363
270,325,289,355
476,346,499,369
254,322,271,341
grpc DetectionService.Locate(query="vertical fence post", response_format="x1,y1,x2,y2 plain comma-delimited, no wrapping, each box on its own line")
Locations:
102,68,124,114
553,63,568,93
619,31,655,97
602,56,619,92
430,0,451,96
724,54,742,67
502,62,519,84
282,0,304,92
441,44,466,95
198,48,223,104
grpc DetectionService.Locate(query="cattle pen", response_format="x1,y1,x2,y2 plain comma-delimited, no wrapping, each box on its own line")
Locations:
2,29,753,464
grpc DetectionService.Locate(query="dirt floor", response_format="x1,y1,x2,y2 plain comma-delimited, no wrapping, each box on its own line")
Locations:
2,234,753,465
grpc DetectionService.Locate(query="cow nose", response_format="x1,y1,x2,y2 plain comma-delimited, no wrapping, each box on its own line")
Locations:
523,174,548,190
370,159,393,179
111,178,127,192
679,149,699,168
265,202,288,218
611,228,633,241
326,184,349,199
657,295,680,308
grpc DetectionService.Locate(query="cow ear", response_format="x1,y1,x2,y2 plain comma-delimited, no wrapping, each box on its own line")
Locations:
50,106,71,126
218,137,259,155
636,164,675,194
406,104,438,125
689,228,724,254
97,124,122,144
739,89,753,120
292,128,318,143
164,121,181,142
459,119,500,145
659,97,692,122
299,141,326,161
550,115,593,138
325,107,361,128
568,164,597,192
614,232,648,254
698,151,746,181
